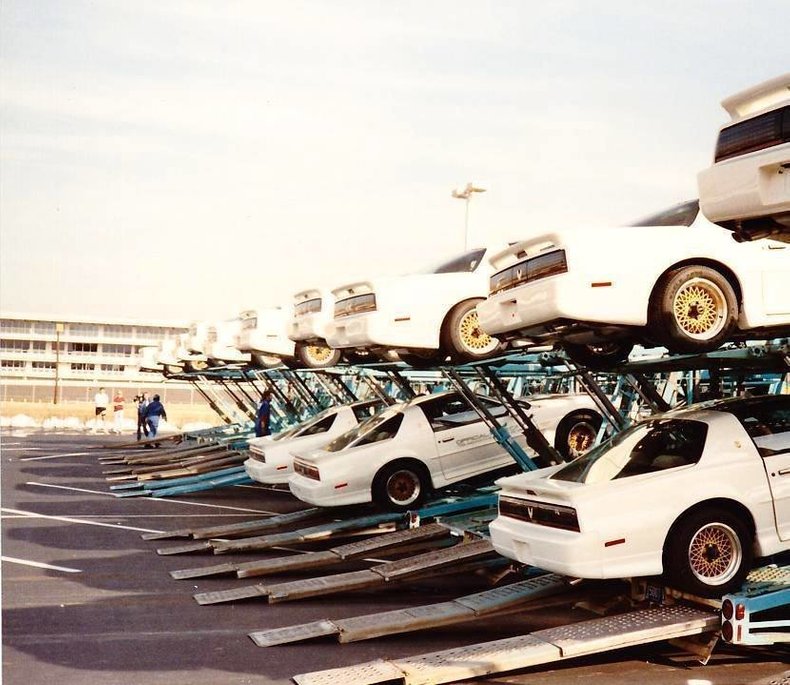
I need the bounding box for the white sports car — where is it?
[698,73,790,243]
[288,390,603,511]
[244,400,385,484]
[477,200,790,368]
[205,318,251,366]
[489,395,790,597]
[236,306,296,369]
[287,288,343,368]
[324,247,501,366]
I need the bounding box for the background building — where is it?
[0,313,200,404]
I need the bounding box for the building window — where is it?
[31,361,56,371]
[70,363,95,373]
[100,364,125,374]
[70,342,99,354]
[31,340,47,351]
[68,323,99,336]
[0,339,30,352]
[1,359,26,369]
[1,320,33,334]
[103,324,134,338]
[32,321,57,334]
[103,343,134,356]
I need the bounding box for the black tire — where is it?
[554,410,603,460]
[441,299,502,363]
[294,342,342,369]
[649,266,738,353]
[562,341,633,369]
[398,350,446,368]
[663,507,753,598]
[372,460,430,511]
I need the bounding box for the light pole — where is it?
[451,182,486,250]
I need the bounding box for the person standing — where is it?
[112,390,125,434]
[255,390,273,437]
[136,392,150,441]
[144,394,167,441]
[92,387,109,434]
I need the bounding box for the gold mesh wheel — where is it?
[386,469,421,506]
[458,309,499,354]
[566,421,597,457]
[672,278,728,341]
[304,345,334,364]
[688,522,742,585]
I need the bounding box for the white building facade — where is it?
[0,313,196,404]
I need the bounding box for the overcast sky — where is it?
[1,1,788,324]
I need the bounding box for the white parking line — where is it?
[1,556,82,573]
[25,482,278,514]
[20,451,92,461]
[1,507,163,534]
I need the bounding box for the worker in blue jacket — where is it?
[255,390,272,437]
[145,394,168,440]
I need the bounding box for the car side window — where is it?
[420,396,477,431]
[738,404,790,456]
[352,402,382,422]
[299,414,337,436]
[354,414,404,446]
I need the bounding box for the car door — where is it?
[753,402,790,541]
[420,395,504,482]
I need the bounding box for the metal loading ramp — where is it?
[193,538,497,605]
[292,604,719,685]
[249,573,570,646]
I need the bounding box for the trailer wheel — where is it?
[554,410,602,460]
[663,507,753,597]
[649,266,737,353]
[372,461,430,511]
[562,341,633,369]
[294,342,342,369]
[442,299,501,363]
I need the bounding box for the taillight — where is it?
[715,105,790,162]
[721,620,733,642]
[722,599,734,620]
[735,603,745,620]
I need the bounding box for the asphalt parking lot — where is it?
[2,431,788,685]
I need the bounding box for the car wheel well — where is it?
[663,498,756,556]
[374,457,433,488]
[649,259,743,312]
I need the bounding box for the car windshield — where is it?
[628,200,699,227]
[419,248,487,274]
[551,418,708,484]
[323,405,403,452]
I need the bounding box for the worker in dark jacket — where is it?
[255,390,272,437]
[145,394,168,440]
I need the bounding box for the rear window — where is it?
[324,407,401,452]
[424,248,487,274]
[298,413,337,436]
[628,200,699,227]
[551,418,707,484]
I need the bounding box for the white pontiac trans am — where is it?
[244,400,385,484]
[205,318,251,366]
[324,247,502,366]
[288,390,603,511]
[287,288,343,368]
[476,200,790,368]
[698,73,790,244]
[236,306,296,369]
[489,394,790,597]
